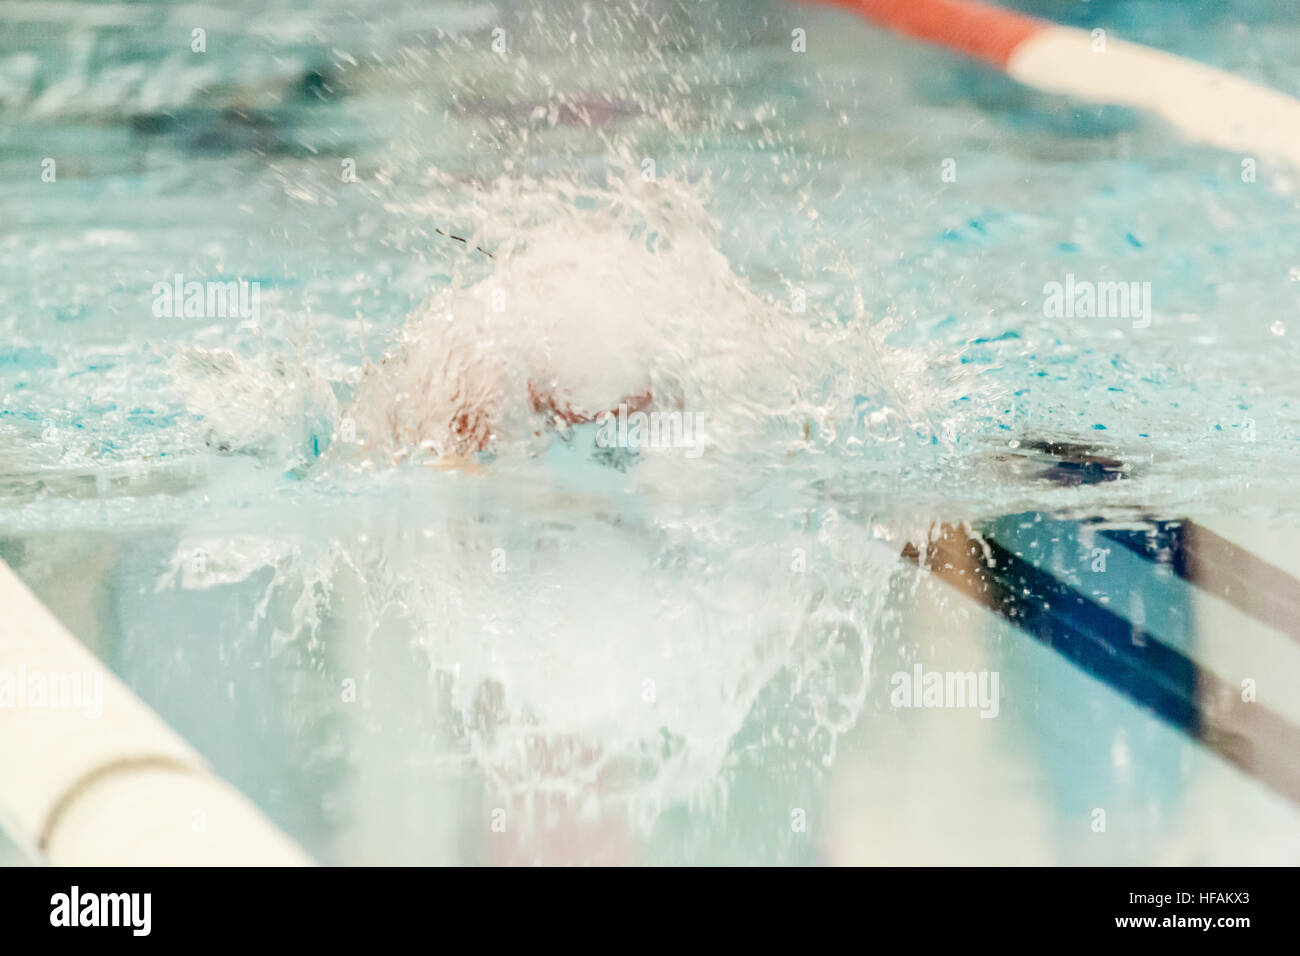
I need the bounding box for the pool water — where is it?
[2,0,1300,864]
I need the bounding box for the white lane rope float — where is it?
[0,560,311,865]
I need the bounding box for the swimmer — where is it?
[338,317,665,473]
[334,229,710,472]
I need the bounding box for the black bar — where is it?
[0,865,1282,941]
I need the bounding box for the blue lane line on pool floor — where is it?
[903,522,1300,807]
[1101,521,1300,647]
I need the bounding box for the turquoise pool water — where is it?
[3,0,1300,864]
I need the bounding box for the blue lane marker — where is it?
[1102,521,1300,646]
[904,521,1300,806]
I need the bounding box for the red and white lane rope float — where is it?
[803,0,1300,170]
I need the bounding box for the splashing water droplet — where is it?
[1270,320,1286,336]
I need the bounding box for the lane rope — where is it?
[804,0,1300,170]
